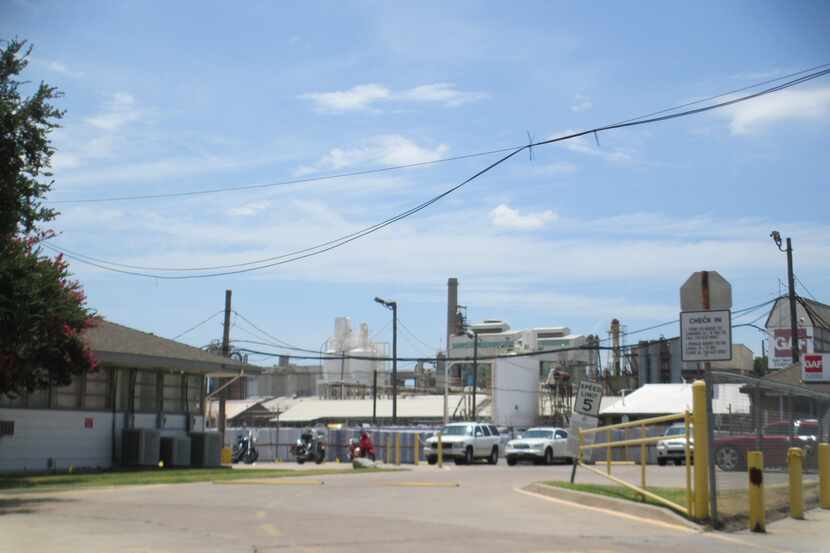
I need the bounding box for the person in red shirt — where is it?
[358,430,375,460]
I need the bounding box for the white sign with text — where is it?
[680,309,732,362]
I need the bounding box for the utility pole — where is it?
[785,238,800,365]
[372,369,377,425]
[219,289,232,442]
[391,302,397,424]
[771,232,800,365]
[374,297,398,424]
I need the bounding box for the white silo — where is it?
[491,356,538,428]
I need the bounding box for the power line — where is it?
[47,147,516,204]
[795,275,818,302]
[170,310,224,340]
[44,66,830,280]
[49,62,830,205]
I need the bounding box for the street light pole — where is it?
[374,297,398,424]
[771,232,801,365]
[472,330,478,421]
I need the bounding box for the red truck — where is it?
[713,419,818,471]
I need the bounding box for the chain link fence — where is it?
[708,371,829,527]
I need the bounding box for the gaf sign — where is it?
[803,354,830,382]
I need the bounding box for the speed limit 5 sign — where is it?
[574,381,603,418]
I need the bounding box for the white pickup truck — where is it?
[423,422,501,465]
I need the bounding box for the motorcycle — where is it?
[348,432,376,461]
[232,430,259,464]
[290,429,326,464]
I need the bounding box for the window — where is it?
[187,375,203,414]
[488,425,500,436]
[481,425,491,437]
[474,426,484,437]
[54,377,81,409]
[83,369,111,410]
[442,425,472,436]
[555,430,568,439]
[162,373,184,412]
[134,370,158,412]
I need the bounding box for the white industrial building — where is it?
[321,317,385,386]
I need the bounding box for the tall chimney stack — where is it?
[446,278,459,354]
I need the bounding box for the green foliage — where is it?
[753,356,768,377]
[0,39,95,397]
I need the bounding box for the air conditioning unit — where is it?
[122,428,160,466]
[189,432,221,467]
[160,436,192,467]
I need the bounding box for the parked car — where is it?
[505,427,570,466]
[656,423,693,466]
[423,422,501,465]
[713,419,818,472]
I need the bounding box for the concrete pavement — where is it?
[1,462,826,553]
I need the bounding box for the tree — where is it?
[0,39,96,397]
[753,356,768,377]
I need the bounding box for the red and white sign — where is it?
[84,417,94,429]
[803,354,830,382]
[770,328,812,369]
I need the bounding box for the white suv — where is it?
[424,422,501,465]
[656,423,693,466]
[505,427,570,466]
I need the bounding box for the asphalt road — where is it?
[1,462,827,553]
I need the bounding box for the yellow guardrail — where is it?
[577,409,697,518]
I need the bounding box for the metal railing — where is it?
[577,411,694,517]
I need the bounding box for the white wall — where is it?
[0,408,115,472]
[0,409,204,472]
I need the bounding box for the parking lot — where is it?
[2,460,828,553]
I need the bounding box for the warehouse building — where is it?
[0,320,259,472]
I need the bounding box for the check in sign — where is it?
[680,309,732,362]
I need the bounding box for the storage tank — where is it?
[491,356,538,428]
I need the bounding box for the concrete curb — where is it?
[524,482,703,531]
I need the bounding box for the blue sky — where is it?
[4,1,830,367]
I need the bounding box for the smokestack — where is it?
[611,319,621,376]
[447,278,458,354]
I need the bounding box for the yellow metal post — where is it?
[684,411,692,517]
[640,425,646,491]
[578,429,584,464]
[437,432,443,468]
[395,433,401,465]
[386,435,392,464]
[692,380,709,520]
[607,429,612,475]
[788,447,804,519]
[414,433,420,466]
[819,443,830,509]
[748,451,765,532]
[220,447,232,465]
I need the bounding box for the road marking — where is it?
[212,479,324,486]
[382,481,460,488]
[701,532,796,553]
[513,487,697,534]
[255,510,266,519]
[259,523,282,537]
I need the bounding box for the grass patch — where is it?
[545,481,688,514]
[0,466,383,493]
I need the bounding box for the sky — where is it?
[3,1,830,369]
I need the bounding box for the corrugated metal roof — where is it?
[276,395,489,423]
[600,383,749,416]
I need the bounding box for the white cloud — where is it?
[530,161,577,176]
[295,134,449,175]
[550,129,632,162]
[86,92,142,130]
[400,83,488,107]
[725,87,830,135]
[489,204,558,230]
[301,83,487,112]
[570,94,592,113]
[228,201,271,217]
[301,84,391,112]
